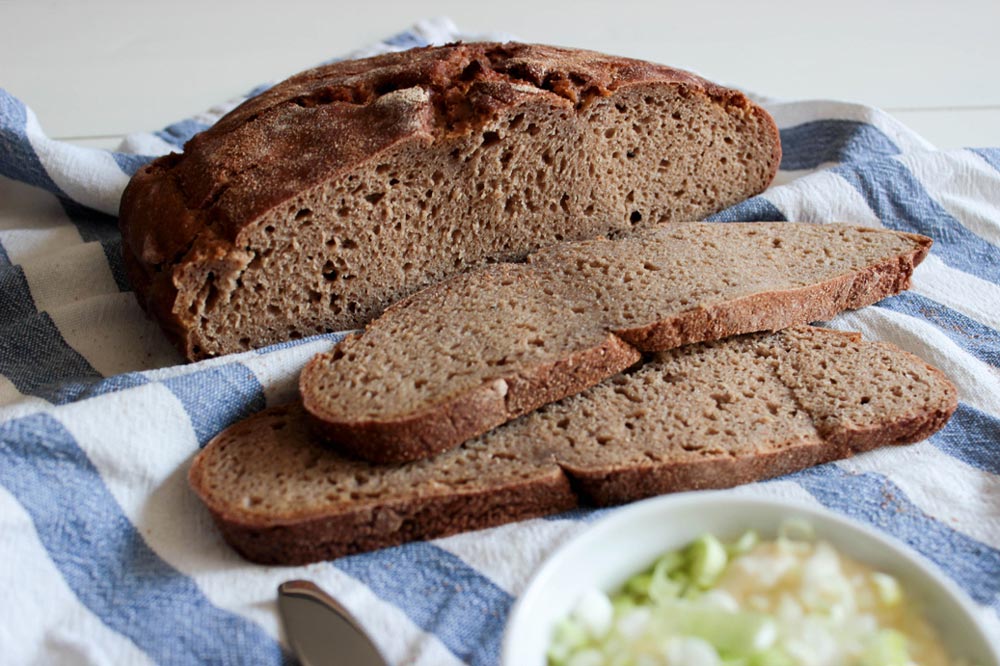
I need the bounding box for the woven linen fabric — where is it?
[1,16,999,665]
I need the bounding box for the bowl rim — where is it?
[501,490,1000,665]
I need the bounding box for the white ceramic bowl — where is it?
[502,491,1000,666]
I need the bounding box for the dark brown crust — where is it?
[190,328,957,565]
[303,228,931,464]
[118,42,781,361]
[202,472,575,566]
[563,395,956,506]
[301,332,642,463]
[615,232,932,350]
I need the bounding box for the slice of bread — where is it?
[190,326,957,565]
[301,222,932,463]
[118,42,781,361]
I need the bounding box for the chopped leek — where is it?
[546,525,971,666]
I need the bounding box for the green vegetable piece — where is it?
[655,603,776,656]
[655,550,686,575]
[610,593,636,616]
[749,647,796,666]
[649,552,686,603]
[728,530,760,557]
[624,572,653,598]
[687,534,729,588]
[547,618,589,665]
[860,629,910,666]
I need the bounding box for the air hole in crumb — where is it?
[626,150,636,159]
[860,396,871,405]
[264,225,275,234]
[630,211,642,224]
[365,192,385,205]
[295,208,311,220]
[388,178,399,186]
[342,239,357,249]
[322,261,338,280]
[481,130,501,148]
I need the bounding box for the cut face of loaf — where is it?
[118,42,781,360]
[190,326,957,565]
[301,222,932,463]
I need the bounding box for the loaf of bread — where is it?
[118,42,781,360]
[190,326,957,565]
[301,222,931,463]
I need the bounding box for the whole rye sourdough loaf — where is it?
[301,222,932,463]
[190,326,957,565]
[118,42,781,360]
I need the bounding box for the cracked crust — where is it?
[301,222,932,464]
[118,42,781,360]
[190,326,957,564]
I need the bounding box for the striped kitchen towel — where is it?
[1,16,999,666]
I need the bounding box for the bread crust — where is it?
[303,224,932,464]
[189,327,957,565]
[615,233,931,349]
[193,463,575,566]
[301,331,641,463]
[118,42,781,360]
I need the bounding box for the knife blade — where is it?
[278,580,390,666]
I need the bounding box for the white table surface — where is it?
[4,0,1000,152]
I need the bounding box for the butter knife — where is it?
[278,580,389,666]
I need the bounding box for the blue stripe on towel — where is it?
[780,119,900,170]
[0,263,37,320]
[336,542,512,666]
[60,199,120,243]
[0,313,103,404]
[98,236,132,293]
[706,196,786,222]
[0,265,101,403]
[876,292,1000,368]
[111,152,155,177]
[155,119,210,148]
[791,464,1000,608]
[933,404,1000,475]
[0,89,67,198]
[253,331,350,355]
[0,413,288,666]
[970,147,1000,173]
[163,364,266,445]
[834,158,1000,285]
[57,200,132,292]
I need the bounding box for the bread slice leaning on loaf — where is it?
[190,326,957,565]
[301,222,932,463]
[118,42,781,361]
